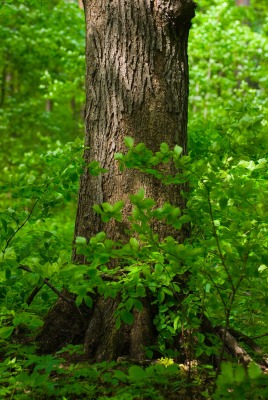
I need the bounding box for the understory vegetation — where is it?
[0,0,268,398]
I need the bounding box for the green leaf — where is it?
[0,326,14,339]
[248,362,261,379]
[88,161,108,176]
[114,152,124,160]
[162,287,173,296]
[133,299,143,311]
[158,290,165,303]
[173,316,180,331]
[113,200,124,212]
[128,365,146,381]
[179,215,191,224]
[5,269,11,279]
[155,264,163,274]
[258,264,267,273]
[234,365,246,384]
[174,145,182,156]
[84,295,93,308]
[120,309,134,325]
[218,362,235,385]
[130,188,145,204]
[160,143,169,153]
[124,137,134,148]
[136,283,146,297]
[129,237,139,250]
[102,203,113,212]
[173,284,180,293]
[1,219,7,232]
[76,236,87,245]
[125,297,134,311]
[205,283,211,293]
[116,316,121,330]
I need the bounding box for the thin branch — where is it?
[19,265,73,304]
[26,284,44,306]
[2,148,82,255]
[206,188,235,292]
[252,332,268,340]
[206,272,227,308]
[2,198,40,255]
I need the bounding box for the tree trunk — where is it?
[37,0,195,361]
[74,0,195,249]
[236,0,250,6]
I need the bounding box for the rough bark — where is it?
[37,0,196,360]
[74,0,195,252]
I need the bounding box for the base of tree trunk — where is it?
[36,295,268,372]
[36,292,89,355]
[36,294,157,362]
[84,296,156,362]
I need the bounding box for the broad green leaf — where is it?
[84,295,93,308]
[124,136,134,148]
[128,365,146,381]
[248,362,261,379]
[0,326,14,339]
[120,309,134,325]
[76,236,87,245]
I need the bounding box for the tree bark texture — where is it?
[74,0,195,253]
[37,0,195,361]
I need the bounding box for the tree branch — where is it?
[19,265,73,304]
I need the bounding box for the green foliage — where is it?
[0,139,83,315]
[0,0,268,399]
[188,0,268,157]
[0,349,195,400]
[212,362,268,399]
[0,0,84,166]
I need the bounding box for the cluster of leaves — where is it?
[0,139,83,317]
[0,0,268,399]
[0,0,84,167]
[0,343,266,399]
[188,0,268,157]
[0,343,210,400]
[69,124,268,358]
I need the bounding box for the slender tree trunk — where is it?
[37,0,195,361]
[236,0,250,6]
[45,99,53,112]
[0,65,7,107]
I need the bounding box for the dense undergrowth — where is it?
[0,0,268,398]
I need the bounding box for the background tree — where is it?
[236,0,250,6]
[0,0,84,168]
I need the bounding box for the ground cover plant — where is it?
[0,0,268,399]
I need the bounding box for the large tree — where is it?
[37,0,196,361]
